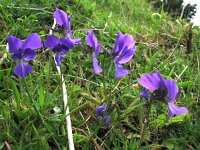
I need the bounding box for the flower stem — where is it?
[138,99,152,149]
[56,65,74,150]
[50,18,74,150]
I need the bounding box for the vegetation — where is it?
[0,0,199,149]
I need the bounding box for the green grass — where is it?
[0,0,200,149]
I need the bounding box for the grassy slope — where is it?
[0,0,199,149]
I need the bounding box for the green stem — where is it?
[19,78,24,103]
[138,99,152,149]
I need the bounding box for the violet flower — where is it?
[7,33,42,78]
[113,32,136,79]
[138,72,188,117]
[53,8,80,45]
[85,30,103,74]
[140,88,150,99]
[44,34,74,66]
[95,105,110,127]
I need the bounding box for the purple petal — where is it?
[92,55,103,74]
[66,16,71,36]
[137,72,166,91]
[55,54,64,66]
[168,102,188,117]
[103,115,111,128]
[60,49,69,55]
[113,32,135,56]
[165,79,179,102]
[59,38,74,49]
[13,50,23,61]
[95,105,106,117]
[14,61,33,78]
[113,32,125,55]
[85,30,98,50]
[22,33,42,50]
[7,35,22,53]
[140,89,150,99]
[116,47,135,64]
[22,48,36,61]
[115,63,129,79]
[95,44,101,57]
[68,37,81,45]
[54,8,69,27]
[44,34,59,48]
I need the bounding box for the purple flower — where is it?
[7,33,42,78]
[85,30,103,74]
[53,8,81,45]
[113,32,136,79]
[44,34,74,66]
[138,72,188,117]
[95,104,106,117]
[95,105,110,127]
[140,89,150,99]
[54,8,71,35]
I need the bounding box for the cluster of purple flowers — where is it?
[7,8,188,128]
[8,8,80,77]
[85,30,136,79]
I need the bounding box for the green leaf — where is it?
[39,85,44,107]
[32,124,39,137]
[178,81,192,87]
[149,50,162,66]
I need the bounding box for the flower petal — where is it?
[60,49,69,55]
[22,48,36,61]
[165,79,179,102]
[7,35,22,53]
[12,50,23,61]
[55,54,64,66]
[85,30,98,50]
[137,72,166,91]
[66,16,72,36]
[113,32,135,56]
[68,37,81,45]
[115,63,129,79]
[95,44,101,57]
[44,34,59,48]
[95,105,106,117]
[92,56,103,74]
[103,115,111,128]
[140,89,150,99]
[14,61,33,78]
[116,47,135,64]
[59,38,74,49]
[54,8,69,27]
[168,102,188,117]
[22,33,42,50]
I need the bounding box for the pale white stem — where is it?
[180,4,186,19]
[50,18,74,150]
[0,43,8,65]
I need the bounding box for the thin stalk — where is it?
[56,65,74,150]
[138,99,152,149]
[50,18,75,150]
